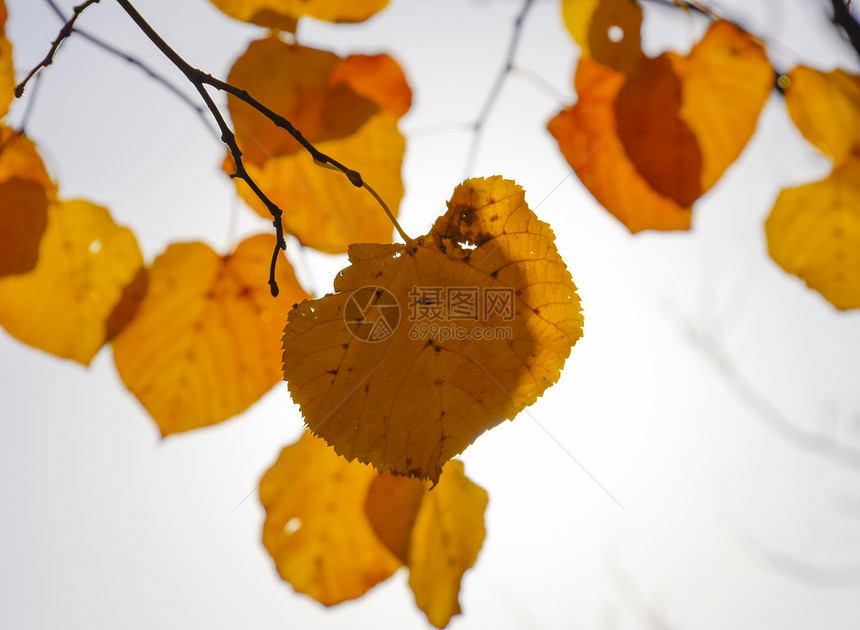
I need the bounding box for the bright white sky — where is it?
[2,0,860,629]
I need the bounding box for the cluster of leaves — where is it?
[550,0,860,310]
[3,0,858,625]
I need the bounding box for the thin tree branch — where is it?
[462,0,535,178]
[680,316,860,472]
[39,0,217,138]
[22,0,413,294]
[15,0,101,97]
[830,0,860,61]
[114,0,412,248]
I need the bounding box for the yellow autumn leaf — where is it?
[0,179,48,277]
[0,0,12,120]
[283,176,583,481]
[112,234,309,435]
[260,431,401,605]
[226,38,406,254]
[0,199,143,365]
[784,65,860,164]
[408,460,487,629]
[0,126,57,199]
[765,158,860,310]
[562,0,643,75]
[363,460,488,628]
[208,0,387,30]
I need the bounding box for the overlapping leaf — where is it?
[765,159,860,310]
[404,460,488,628]
[112,234,309,435]
[562,0,643,74]
[549,21,772,231]
[260,431,401,605]
[0,126,57,198]
[0,199,143,364]
[783,66,860,163]
[225,39,407,254]
[261,431,487,626]
[0,126,57,277]
[208,0,388,30]
[0,179,48,276]
[766,65,860,309]
[283,176,583,481]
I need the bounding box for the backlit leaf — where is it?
[226,39,407,254]
[548,57,691,231]
[765,158,860,310]
[549,21,772,231]
[0,199,143,365]
[784,65,860,164]
[0,179,48,277]
[330,53,412,118]
[112,234,309,435]
[365,472,426,564]
[408,460,487,628]
[615,21,772,206]
[260,431,401,605]
[0,126,57,199]
[283,176,583,481]
[208,0,387,30]
[562,0,643,75]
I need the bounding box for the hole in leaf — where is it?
[284,517,302,534]
[608,25,624,43]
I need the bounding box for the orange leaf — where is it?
[0,199,143,365]
[615,21,772,206]
[330,54,413,118]
[408,460,487,628]
[365,473,426,564]
[208,0,387,29]
[112,234,309,435]
[784,65,860,165]
[0,179,48,277]
[562,0,643,75]
[548,57,691,231]
[282,176,583,481]
[550,21,772,231]
[226,39,407,254]
[615,54,703,207]
[260,431,400,605]
[0,126,57,200]
[765,158,860,310]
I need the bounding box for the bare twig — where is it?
[40,0,216,137]
[22,0,412,294]
[462,0,535,177]
[679,316,860,472]
[15,0,101,97]
[735,520,860,588]
[830,0,860,61]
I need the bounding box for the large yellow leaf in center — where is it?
[283,177,583,481]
